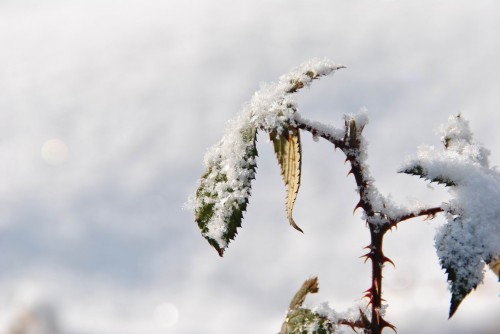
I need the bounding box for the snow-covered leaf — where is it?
[271,126,303,232]
[404,115,500,317]
[191,58,344,256]
[281,308,337,334]
[280,277,338,334]
[399,163,456,186]
[195,126,258,256]
[435,219,485,318]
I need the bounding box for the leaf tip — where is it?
[289,216,304,233]
[448,295,464,319]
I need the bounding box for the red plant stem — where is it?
[390,207,444,228]
[368,225,389,334]
[339,120,391,333]
[296,117,442,333]
[343,158,391,333]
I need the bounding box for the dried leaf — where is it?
[270,127,303,232]
[288,277,319,310]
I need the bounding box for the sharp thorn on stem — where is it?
[383,256,396,268]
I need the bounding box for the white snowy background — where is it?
[0,0,498,333]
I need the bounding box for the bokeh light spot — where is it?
[153,302,179,328]
[41,139,68,165]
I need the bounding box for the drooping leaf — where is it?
[399,163,456,187]
[402,114,499,318]
[270,126,303,232]
[445,263,479,318]
[435,220,484,318]
[195,126,258,256]
[192,58,345,257]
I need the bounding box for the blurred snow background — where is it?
[0,0,498,333]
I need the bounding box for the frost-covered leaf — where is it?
[440,114,491,167]
[404,115,500,316]
[435,219,485,318]
[399,163,456,186]
[271,126,303,232]
[440,114,473,149]
[191,58,344,256]
[194,126,258,256]
[281,277,338,334]
[281,308,337,334]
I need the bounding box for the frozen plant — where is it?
[189,58,499,334]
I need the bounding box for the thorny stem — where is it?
[340,119,392,334]
[389,207,444,228]
[295,116,442,333]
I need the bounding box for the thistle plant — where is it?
[189,58,500,333]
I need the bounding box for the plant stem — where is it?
[339,118,394,333]
[368,224,391,334]
[295,115,442,333]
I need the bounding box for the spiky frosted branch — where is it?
[191,59,499,333]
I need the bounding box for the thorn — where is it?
[362,288,373,302]
[347,169,354,177]
[359,251,373,263]
[353,201,364,213]
[339,320,358,333]
[424,213,437,220]
[360,252,372,263]
[383,256,396,268]
[380,317,397,332]
[359,308,371,328]
[388,223,398,231]
[365,298,374,307]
